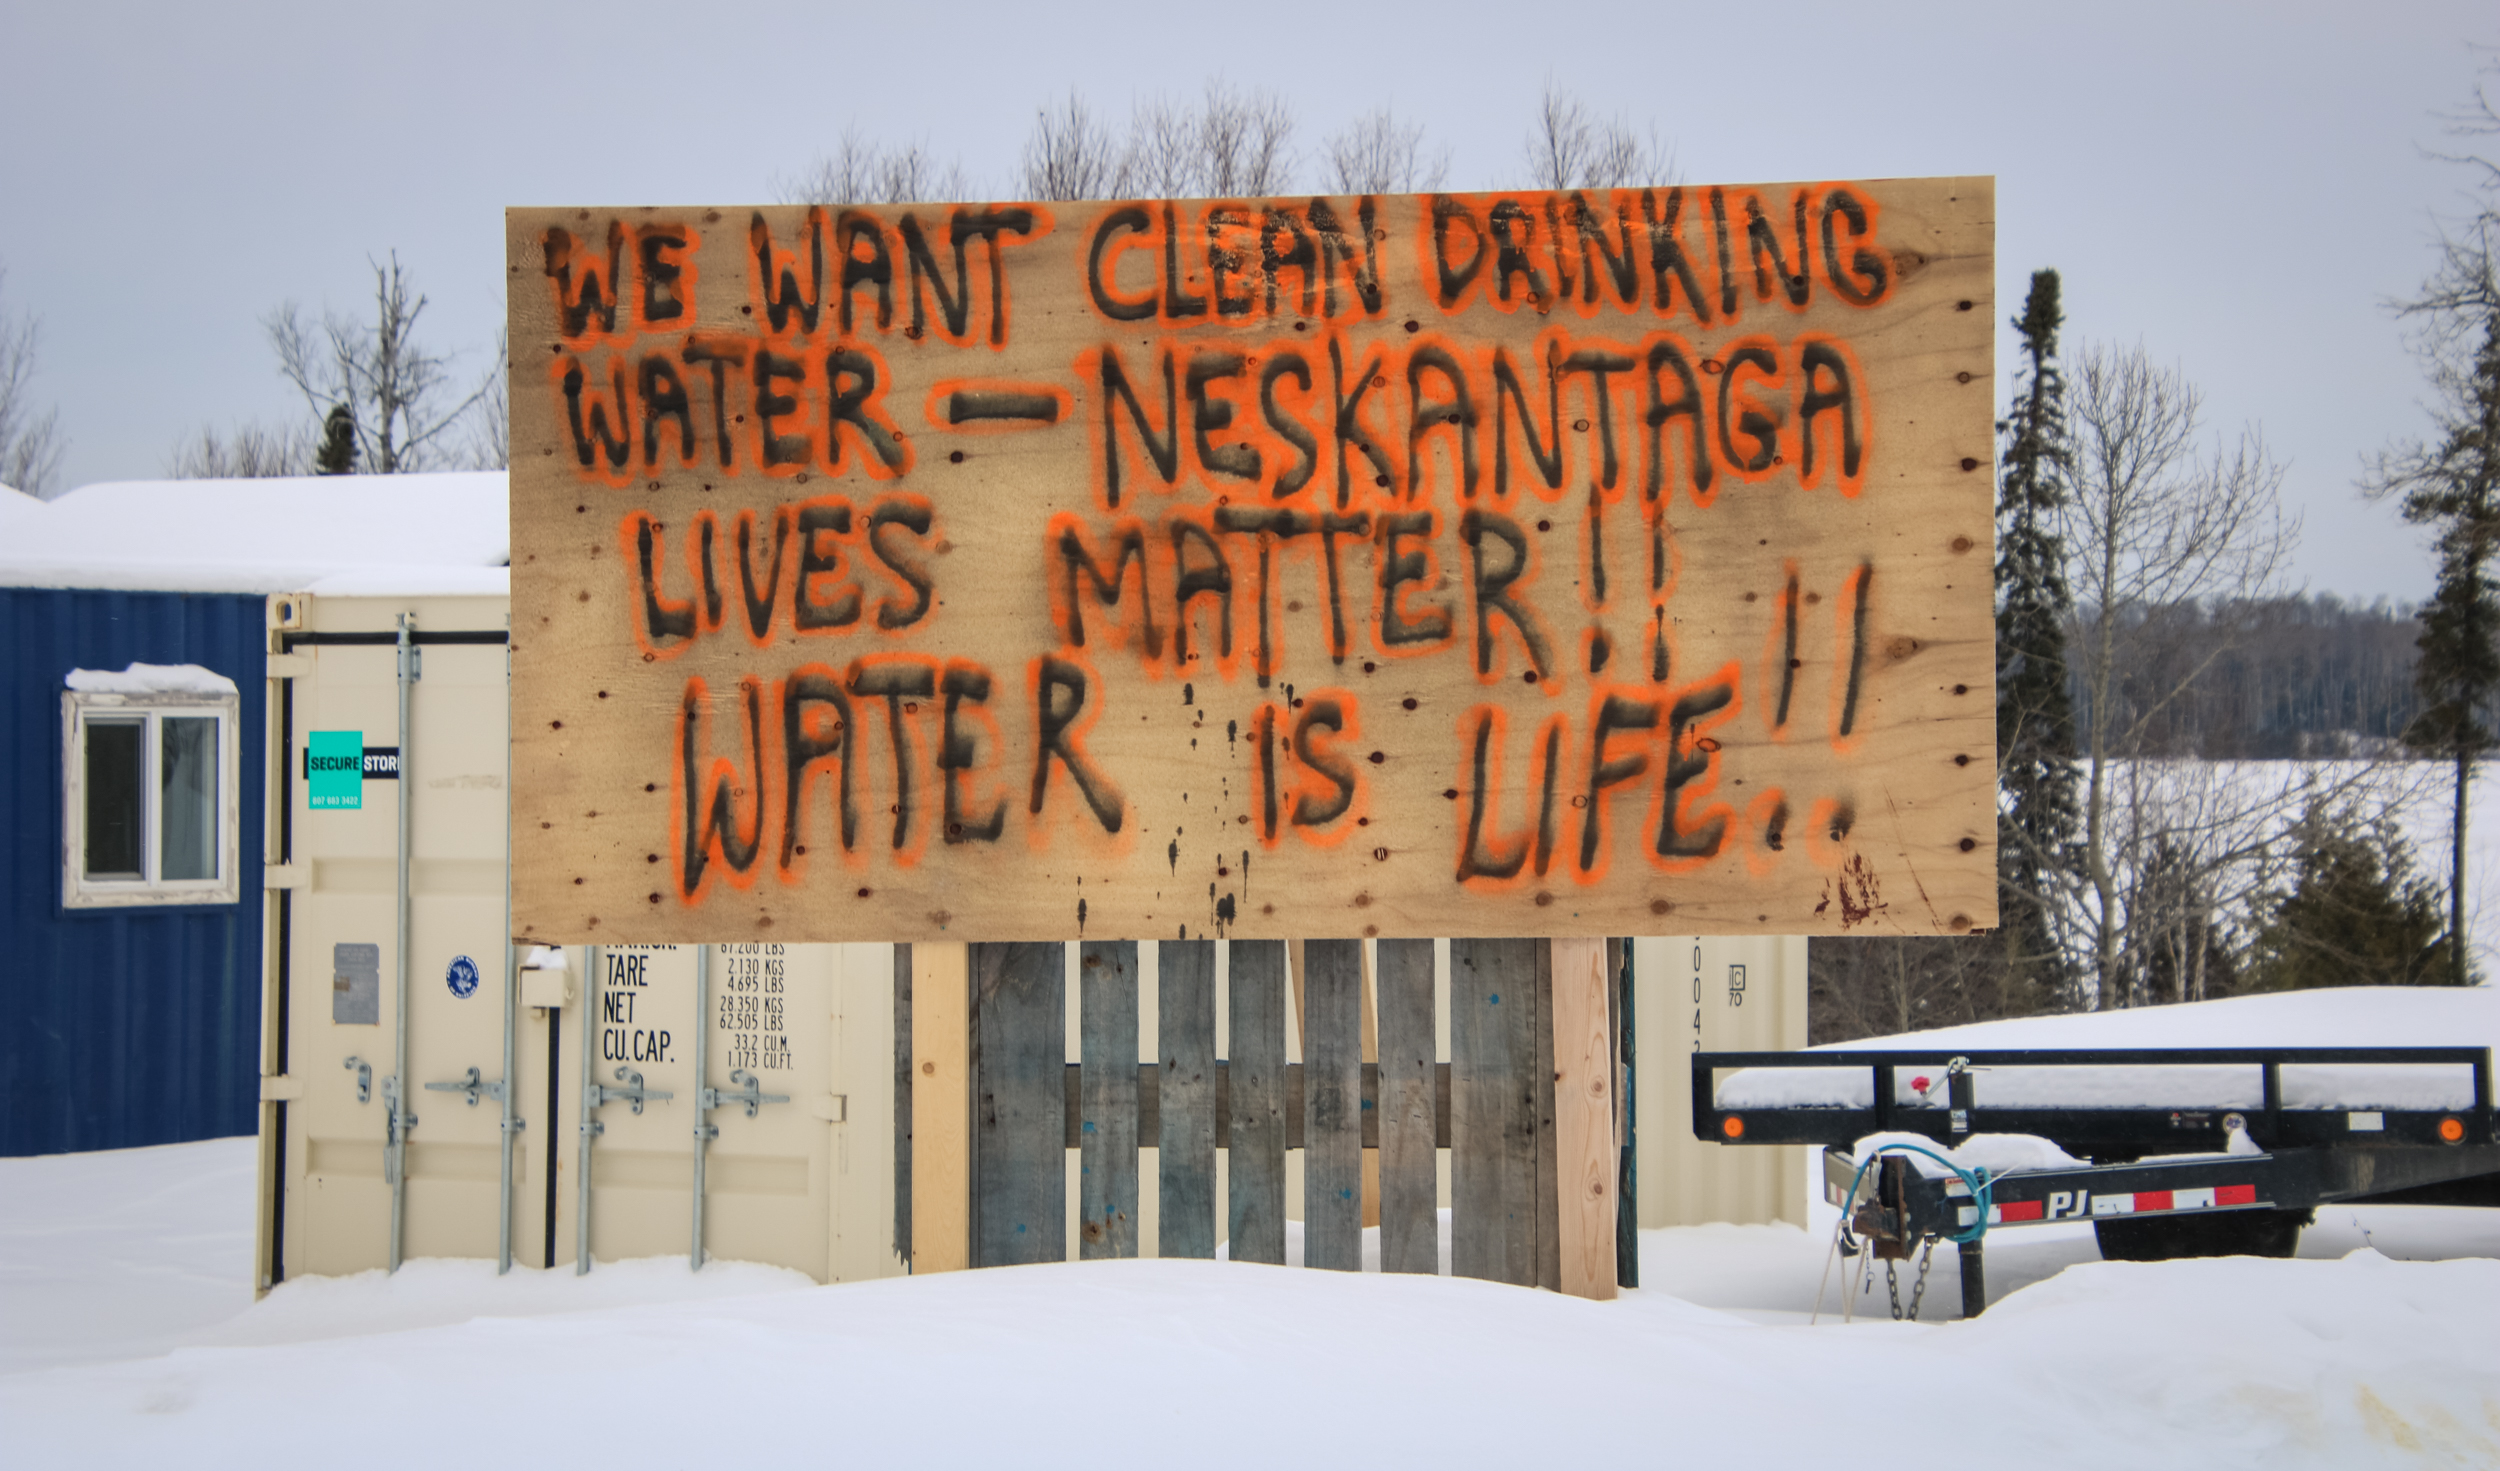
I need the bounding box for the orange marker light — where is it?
[2438,1117,2466,1143]
[1721,1115,1746,1140]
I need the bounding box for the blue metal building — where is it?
[0,474,507,1156]
[0,585,267,1153]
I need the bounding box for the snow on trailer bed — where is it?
[1715,985,2498,1114]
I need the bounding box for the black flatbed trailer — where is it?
[1691,1046,2499,1317]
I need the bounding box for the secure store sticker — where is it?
[307,731,363,809]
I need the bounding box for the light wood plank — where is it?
[908,941,968,1274]
[1551,937,1617,1300]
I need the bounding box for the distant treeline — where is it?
[2073,593,2430,758]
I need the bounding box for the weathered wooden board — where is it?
[1532,938,1560,1294]
[1302,939,1362,1270]
[1610,936,1638,1288]
[1451,938,1545,1285]
[970,941,1063,1267]
[1157,939,1217,1258]
[1078,940,1138,1259]
[507,181,1998,944]
[1375,937,1439,1274]
[1227,940,1287,1265]
[893,942,913,1265]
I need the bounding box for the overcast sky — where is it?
[2,1,2491,603]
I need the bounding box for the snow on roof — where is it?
[0,472,508,594]
[64,663,241,697]
[0,482,41,530]
[1719,984,2500,1113]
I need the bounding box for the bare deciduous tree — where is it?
[1019,83,1298,203]
[466,327,511,472]
[1018,94,1131,202]
[2061,344,2298,1003]
[265,254,496,475]
[1188,81,1295,197]
[165,421,310,478]
[1807,934,2010,1044]
[2428,42,2500,195]
[1122,94,1202,199]
[782,128,972,206]
[1522,81,1673,191]
[1323,109,1448,196]
[0,266,66,497]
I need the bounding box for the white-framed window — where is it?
[61,666,241,909]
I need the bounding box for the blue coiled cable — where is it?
[1840,1141,1995,1246]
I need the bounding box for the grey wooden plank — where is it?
[1611,937,1638,1288]
[1535,938,1560,1294]
[1376,938,1438,1275]
[1064,1063,1167,1145]
[1302,939,1363,1271]
[894,942,912,1268]
[1079,941,1140,1260]
[1450,938,1541,1286]
[1226,939,1287,1266]
[1157,940,1217,1260]
[971,941,1066,1268]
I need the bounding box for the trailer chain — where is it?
[1885,1239,1939,1322]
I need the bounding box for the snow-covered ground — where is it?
[5,1128,2497,1467]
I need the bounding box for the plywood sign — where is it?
[508,179,1997,945]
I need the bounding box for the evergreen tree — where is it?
[1993,269,2082,1010]
[315,401,358,476]
[2375,251,2500,989]
[2248,799,2451,992]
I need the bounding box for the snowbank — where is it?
[5,1137,2496,1468]
[5,1246,2495,1468]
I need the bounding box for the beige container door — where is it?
[825,942,902,1284]
[400,639,515,1262]
[1635,935,1811,1228]
[566,941,901,1283]
[577,944,700,1265]
[282,640,402,1279]
[694,944,828,1275]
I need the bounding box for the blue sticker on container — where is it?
[446,955,480,1000]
